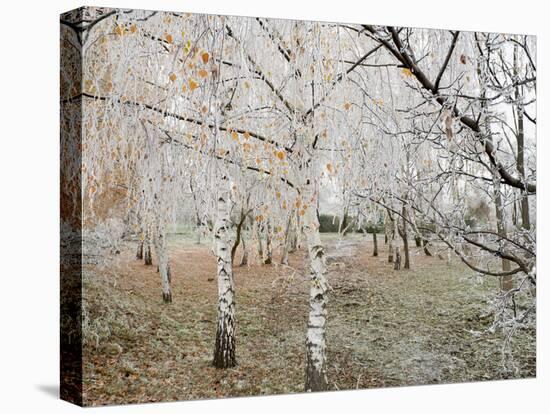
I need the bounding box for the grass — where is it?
[81,234,536,406]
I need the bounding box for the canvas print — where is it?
[60,6,536,406]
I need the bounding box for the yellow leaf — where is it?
[189,79,199,91]
[198,69,208,78]
[201,52,210,64]
[231,131,239,141]
[401,68,413,77]
[276,151,285,160]
[114,25,124,36]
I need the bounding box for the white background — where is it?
[0,0,547,412]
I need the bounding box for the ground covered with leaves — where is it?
[82,234,536,405]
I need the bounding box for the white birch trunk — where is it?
[303,182,329,392]
[213,177,236,368]
[387,218,394,263]
[153,222,172,303]
[281,211,293,265]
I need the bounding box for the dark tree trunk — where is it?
[372,232,378,257]
[414,236,422,247]
[144,243,153,265]
[256,222,264,262]
[402,234,410,269]
[231,213,246,266]
[264,220,272,265]
[162,291,172,303]
[386,214,394,262]
[514,42,530,232]
[136,241,143,260]
[394,247,401,270]
[422,238,432,256]
[495,185,513,291]
[400,205,410,269]
[239,237,248,266]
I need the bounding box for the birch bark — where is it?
[153,220,172,303]
[213,177,237,368]
[303,178,329,391]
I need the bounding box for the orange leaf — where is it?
[231,131,239,141]
[276,151,285,160]
[165,33,173,44]
[326,163,333,173]
[198,69,208,78]
[169,73,177,82]
[344,102,351,110]
[201,52,210,64]
[114,25,124,36]
[189,79,199,91]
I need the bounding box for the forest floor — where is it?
[81,234,536,406]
